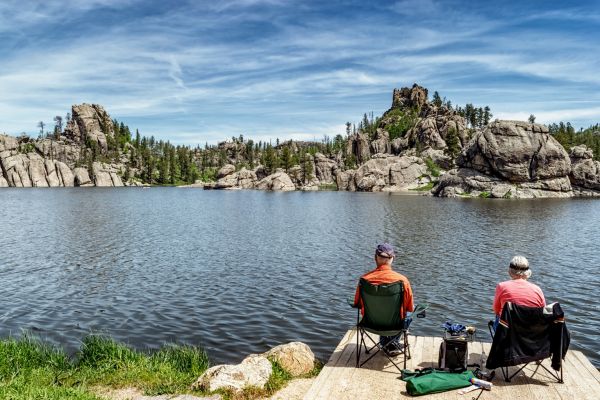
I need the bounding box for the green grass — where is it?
[0,334,209,400]
[478,191,491,198]
[318,183,338,191]
[409,182,435,192]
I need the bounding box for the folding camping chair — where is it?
[351,278,426,372]
[486,302,569,383]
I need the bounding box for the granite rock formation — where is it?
[263,342,315,377]
[433,120,576,198]
[192,354,272,393]
[0,104,128,188]
[569,145,600,193]
[64,104,114,152]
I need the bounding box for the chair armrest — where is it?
[347,298,359,308]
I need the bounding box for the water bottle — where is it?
[470,377,493,390]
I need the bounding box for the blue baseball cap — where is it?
[375,243,395,258]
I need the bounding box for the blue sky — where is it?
[1,0,600,145]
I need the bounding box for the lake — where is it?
[0,188,598,367]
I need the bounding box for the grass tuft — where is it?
[0,334,209,399]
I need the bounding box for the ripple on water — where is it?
[0,189,599,367]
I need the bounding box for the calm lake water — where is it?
[0,188,598,367]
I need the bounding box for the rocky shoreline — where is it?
[2,84,600,198]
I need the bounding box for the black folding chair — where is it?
[486,302,568,383]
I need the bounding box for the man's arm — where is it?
[353,284,361,308]
[404,279,414,313]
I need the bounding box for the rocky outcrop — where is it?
[370,129,390,154]
[346,132,370,164]
[433,121,576,198]
[217,164,236,179]
[460,120,570,182]
[92,162,124,187]
[0,149,77,188]
[34,139,82,167]
[408,108,468,151]
[335,169,356,191]
[392,83,428,110]
[433,168,572,199]
[569,145,600,192]
[64,104,114,152]
[263,342,315,377]
[256,171,295,191]
[352,154,429,192]
[192,354,272,393]
[73,168,94,187]
[215,167,257,189]
[313,153,338,184]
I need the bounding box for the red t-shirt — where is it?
[493,279,545,315]
[354,264,414,319]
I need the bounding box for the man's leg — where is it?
[380,335,402,356]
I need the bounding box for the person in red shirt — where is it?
[492,255,546,332]
[354,243,414,356]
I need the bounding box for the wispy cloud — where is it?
[0,1,599,143]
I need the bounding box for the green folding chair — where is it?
[351,278,422,372]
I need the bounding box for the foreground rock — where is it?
[263,342,315,377]
[192,355,272,392]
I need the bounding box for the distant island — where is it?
[1,84,599,198]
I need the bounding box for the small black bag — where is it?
[438,337,468,371]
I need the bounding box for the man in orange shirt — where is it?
[354,243,414,355]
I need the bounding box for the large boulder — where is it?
[215,167,257,189]
[263,342,315,377]
[192,354,272,393]
[569,145,600,191]
[388,156,428,189]
[353,154,427,192]
[64,104,114,152]
[460,120,570,182]
[256,171,295,191]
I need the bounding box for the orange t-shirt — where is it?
[353,264,414,319]
[493,279,545,315]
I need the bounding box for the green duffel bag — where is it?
[401,368,474,396]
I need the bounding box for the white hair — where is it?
[508,255,532,279]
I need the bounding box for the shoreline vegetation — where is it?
[0,333,320,400]
[1,83,600,197]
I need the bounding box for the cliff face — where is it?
[0,104,126,187]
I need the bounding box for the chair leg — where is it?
[356,327,360,368]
